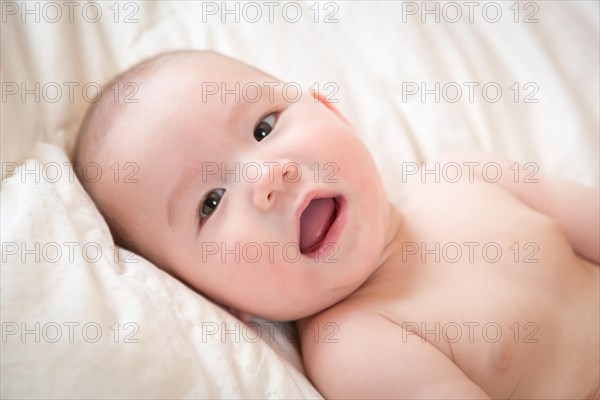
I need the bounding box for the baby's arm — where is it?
[301,311,491,399]
[439,152,599,264]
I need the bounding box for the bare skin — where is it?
[299,160,599,399]
[78,52,599,399]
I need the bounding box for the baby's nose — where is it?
[251,161,298,212]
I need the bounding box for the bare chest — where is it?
[348,182,600,398]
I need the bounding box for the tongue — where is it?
[299,198,336,254]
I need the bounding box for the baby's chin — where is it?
[256,308,326,322]
[234,293,340,322]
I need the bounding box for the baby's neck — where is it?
[376,202,404,271]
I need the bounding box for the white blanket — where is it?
[2,1,598,398]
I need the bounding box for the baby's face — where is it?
[98,54,391,320]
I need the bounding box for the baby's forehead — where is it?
[113,56,280,144]
[126,57,277,124]
[149,53,274,88]
[104,52,284,156]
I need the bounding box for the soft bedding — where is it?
[2,1,598,398]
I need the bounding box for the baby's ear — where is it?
[311,90,350,124]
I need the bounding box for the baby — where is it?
[74,50,599,399]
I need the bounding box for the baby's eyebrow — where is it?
[166,167,201,228]
[220,83,277,126]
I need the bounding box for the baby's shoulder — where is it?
[297,305,393,394]
[296,297,490,398]
[297,298,382,358]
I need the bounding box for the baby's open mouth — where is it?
[299,197,340,254]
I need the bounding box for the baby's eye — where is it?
[253,113,277,142]
[200,188,225,219]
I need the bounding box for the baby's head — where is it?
[75,50,392,320]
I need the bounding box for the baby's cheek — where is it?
[340,145,379,184]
